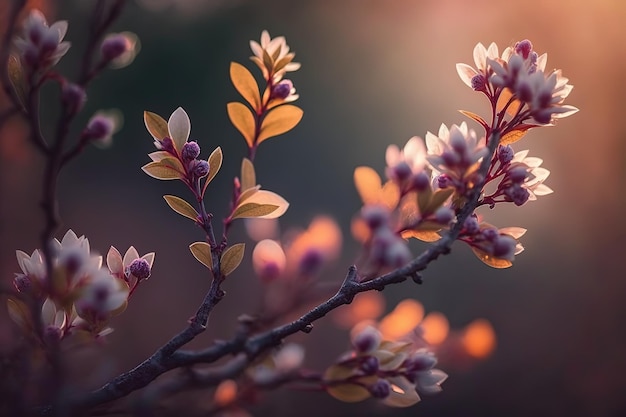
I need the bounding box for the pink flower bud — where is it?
[181,141,201,162]
[13,274,32,293]
[85,114,115,143]
[62,83,87,114]
[497,145,514,165]
[271,80,293,100]
[493,235,516,260]
[127,258,151,280]
[192,160,210,178]
[514,39,533,59]
[369,379,391,398]
[352,326,381,353]
[101,34,130,62]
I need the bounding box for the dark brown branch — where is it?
[36,131,502,415]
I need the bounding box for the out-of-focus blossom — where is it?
[285,216,342,276]
[456,42,501,91]
[75,269,128,324]
[252,239,286,282]
[14,9,70,71]
[385,136,428,190]
[250,30,300,82]
[101,32,140,68]
[84,110,122,147]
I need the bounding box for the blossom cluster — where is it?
[8,230,154,341]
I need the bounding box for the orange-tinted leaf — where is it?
[7,298,32,331]
[142,161,182,180]
[401,230,441,242]
[240,190,288,219]
[381,181,401,209]
[497,88,522,116]
[471,247,513,268]
[326,383,372,403]
[202,147,223,197]
[189,242,213,270]
[257,105,303,144]
[163,195,199,221]
[8,55,27,109]
[500,124,535,145]
[221,243,245,276]
[232,203,278,220]
[459,110,488,130]
[144,111,169,140]
[241,158,256,191]
[230,62,261,112]
[227,102,256,147]
[354,166,382,205]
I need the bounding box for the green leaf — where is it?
[227,102,256,148]
[202,146,223,197]
[189,242,213,270]
[230,62,261,111]
[232,203,278,220]
[257,105,303,144]
[220,243,245,276]
[144,111,169,140]
[163,195,199,221]
[241,157,256,191]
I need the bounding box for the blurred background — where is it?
[1,0,626,416]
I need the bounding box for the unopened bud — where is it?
[85,114,115,142]
[271,80,293,100]
[411,171,430,192]
[101,34,130,62]
[299,248,324,276]
[192,160,210,178]
[127,258,151,280]
[391,161,412,182]
[497,145,514,165]
[482,228,498,242]
[514,39,533,59]
[508,166,528,183]
[369,379,391,399]
[463,216,480,235]
[405,351,437,373]
[62,83,86,114]
[14,274,32,293]
[471,74,487,91]
[504,184,530,206]
[436,174,453,189]
[361,205,389,230]
[360,356,379,374]
[352,326,381,354]
[181,141,201,162]
[493,235,516,260]
[434,207,454,225]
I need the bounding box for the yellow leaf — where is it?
[220,243,245,276]
[189,242,213,270]
[7,298,32,331]
[202,147,223,197]
[326,383,372,403]
[471,247,512,269]
[257,105,303,144]
[354,166,382,205]
[401,230,441,242]
[8,55,27,109]
[163,195,199,222]
[230,62,261,112]
[142,161,182,180]
[497,88,522,116]
[144,111,169,140]
[500,124,536,145]
[240,190,289,219]
[324,365,374,403]
[241,158,256,192]
[459,109,488,130]
[227,102,256,147]
[232,203,278,220]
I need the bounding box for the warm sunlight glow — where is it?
[334,291,385,328]
[462,319,496,358]
[420,312,449,345]
[214,379,237,406]
[379,299,424,340]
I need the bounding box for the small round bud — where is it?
[352,326,381,354]
[181,141,201,162]
[369,379,391,399]
[482,228,498,242]
[299,248,324,276]
[101,34,130,62]
[192,160,210,178]
[411,171,430,192]
[504,184,530,206]
[471,74,487,91]
[514,39,533,59]
[441,150,460,167]
[271,80,293,100]
[532,109,553,125]
[434,207,454,225]
[360,356,379,374]
[44,326,63,344]
[62,83,87,114]
[361,206,389,230]
[463,216,480,235]
[14,274,32,293]
[497,145,514,165]
[493,235,516,260]
[390,161,412,183]
[85,114,115,143]
[127,258,151,280]
[385,239,412,267]
[405,351,437,373]
[516,79,533,103]
[508,166,528,183]
[436,174,452,189]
